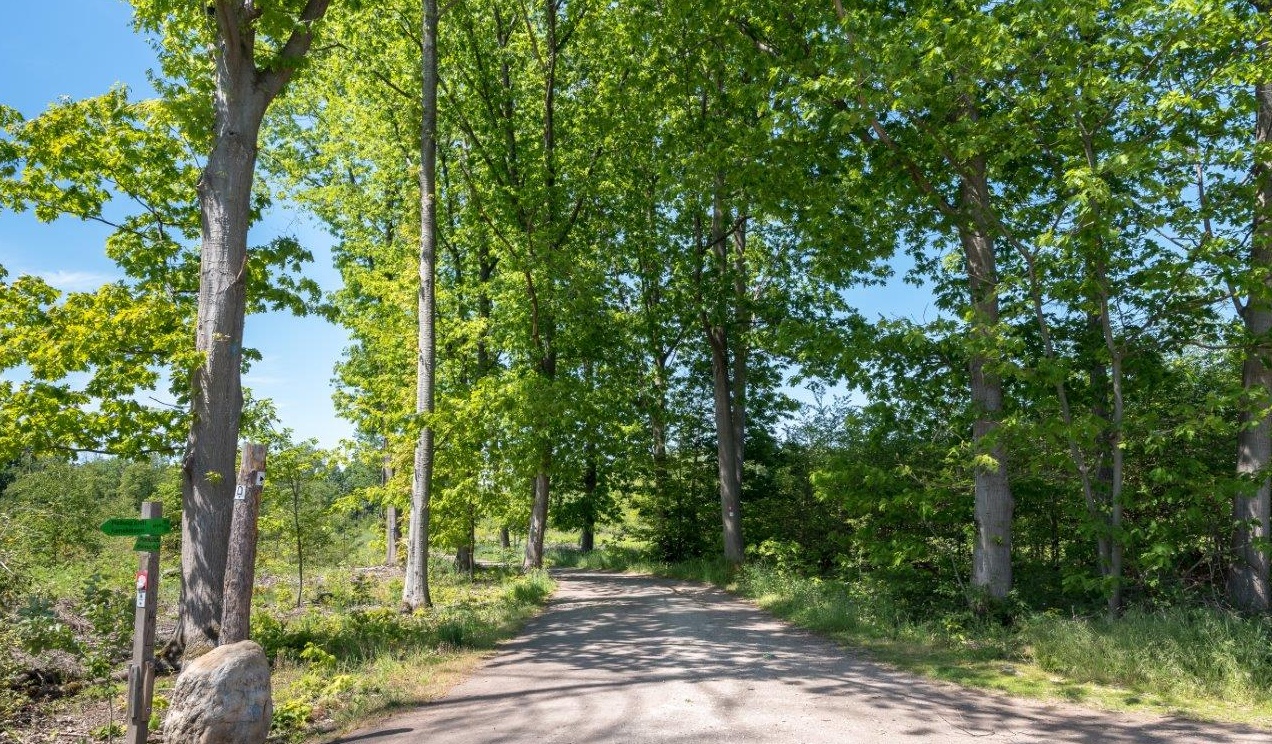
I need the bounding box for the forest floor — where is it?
[329,569,1270,744]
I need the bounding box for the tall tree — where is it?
[134,0,335,653]
[1232,0,1272,613]
[404,0,440,611]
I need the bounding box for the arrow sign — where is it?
[133,535,161,553]
[101,518,173,537]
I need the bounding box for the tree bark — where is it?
[521,0,563,571]
[1094,272,1126,617]
[1087,315,1115,577]
[959,166,1013,601]
[384,457,398,566]
[220,442,267,645]
[456,500,476,576]
[708,327,745,565]
[180,103,259,655]
[292,480,305,609]
[455,545,475,574]
[176,0,332,658]
[404,0,440,612]
[524,469,550,569]
[1231,29,1272,610]
[700,173,746,566]
[581,445,597,553]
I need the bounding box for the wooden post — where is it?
[385,456,398,565]
[221,442,267,645]
[125,501,161,744]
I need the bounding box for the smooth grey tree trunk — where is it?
[1231,39,1272,611]
[708,327,745,565]
[581,444,598,553]
[385,457,399,566]
[525,470,550,569]
[959,167,1013,601]
[178,0,331,655]
[386,506,399,565]
[292,481,306,609]
[522,0,564,571]
[404,0,440,612]
[699,173,746,566]
[1094,272,1126,617]
[181,101,259,656]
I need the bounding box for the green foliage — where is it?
[0,459,130,568]
[13,595,77,656]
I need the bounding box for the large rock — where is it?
[164,640,272,744]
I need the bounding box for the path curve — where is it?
[333,570,1267,743]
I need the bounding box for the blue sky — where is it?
[0,2,938,453]
[0,1,354,449]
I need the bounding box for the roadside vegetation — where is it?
[549,545,1272,727]
[0,456,554,744]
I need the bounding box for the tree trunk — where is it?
[959,166,1013,601]
[1231,5,1272,611]
[384,458,399,566]
[1094,271,1126,617]
[522,339,555,571]
[179,86,264,656]
[456,500,476,576]
[220,442,267,645]
[455,545,475,574]
[581,448,597,553]
[1088,316,1115,577]
[1232,66,1272,612]
[701,175,745,566]
[708,326,745,565]
[293,481,305,609]
[499,525,510,549]
[175,0,332,659]
[404,0,440,612]
[521,0,562,572]
[524,469,550,569]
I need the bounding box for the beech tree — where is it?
[403,0,440,611]
[130,0,335,653]
[1232,0,1272,612]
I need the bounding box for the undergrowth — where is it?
[264,566,554,742]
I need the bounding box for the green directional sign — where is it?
[133,535,162,552]
[100,518,173,537]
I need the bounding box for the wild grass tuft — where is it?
[1023,608,1272,706]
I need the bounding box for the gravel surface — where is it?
[332,570,1269,743]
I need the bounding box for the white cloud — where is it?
[36,269,121,292]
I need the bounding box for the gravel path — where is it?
[332,570,1269,743]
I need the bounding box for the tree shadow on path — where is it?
[332,570,1268,743]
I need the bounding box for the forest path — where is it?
[331,570,1266,743]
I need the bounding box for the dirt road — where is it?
[332,570,1267,743]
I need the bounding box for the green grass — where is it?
[263,566,555,742]
[552,546,1272,728]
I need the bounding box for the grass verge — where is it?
[547,547,1272,728]
[254,566,554,742]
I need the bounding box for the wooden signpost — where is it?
[100,502,168,744]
